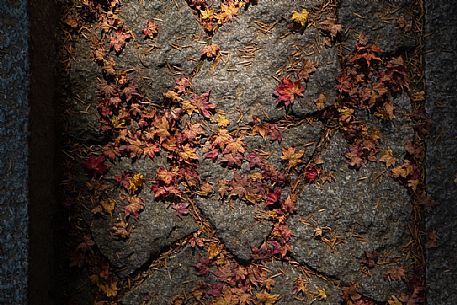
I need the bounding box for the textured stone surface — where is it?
[265,261,342,305]
[0,1,29,303]
[192,1,339,124]
[119,0,206,101]
[121,246,206,305]
[92,158,198,276]
[338,0,416,54]
[425,0,457,304]
[289,133,410,301]
[51,0,430,303]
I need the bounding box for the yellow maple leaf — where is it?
[128,173,144,193]
[391,160,414,178]
[317,288,327,300]
[178,144,198,160]
[200,8,214,20]
[291,9,309,27]
[181,100,198,116]
[217,113,230,128]
[255,291,281,305]
[163,90,183,102]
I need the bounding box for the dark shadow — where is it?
[28,0,58,304]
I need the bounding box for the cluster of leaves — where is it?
[188,241,280,305]
[186,0,249,34]
[333,33,410,168]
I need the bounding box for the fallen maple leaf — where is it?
[266,188,281,206]
[100,199,116,216]
[143,20,158,39]
[391,160,414,178]
[281,146,305,169]
[379,149,396,167]
[112,217,130,239]
[84,155,110,176]
[124,196,144,220]
[281,194,297,214]
[291,9,309,27]
[314,93,326,110]
[318,17,342,39]
[109,29,132,54]
[255,291,281,305]
[201,44,220,60]
[171,202,190,218]
[426,230,439,248]
[190,91,216,118]
[273,77,304,107]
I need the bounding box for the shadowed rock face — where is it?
[56,0,421,303]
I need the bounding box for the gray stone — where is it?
[121,246,206,305]
[245,121,323,170]
[338,0,416,54]
[196,193,272,263]
[289,133,410,301]
[92,158,198,276]
[119,0,206,101]
[265,261,342,305]
[60,36,101,142]
[192,0,339,125]
[425,0,457,304]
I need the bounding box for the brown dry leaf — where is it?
[407,179,420,191]
[163,90,183,102]
[198,181,213,197]
[100,199,116,216]
[112,217,130,239]
[384,266,406,281]
[298,59,317,81]
[391,160,414,178]
[314,93,326,110]
[379,149,396,167]
[319,17,342,39]
[411,91,425,102]
[388,295,403,305]
[208,242,223,259]
[384,100,395,119]
[426,230,439,248]
[255,291,281,305]
[281,146,305,169]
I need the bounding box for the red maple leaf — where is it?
[273,77,304,107]
[110,30,132,54]
[190,91,216,118]
[170,202,190,218]
[193,256,213,276]
[143,20,158,39]
[266,188,281,206]
[304,164,319,183]
[84,155,110,176]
